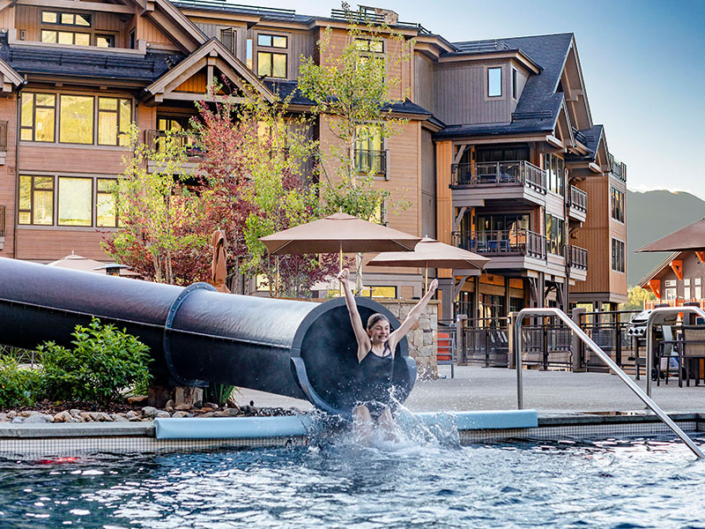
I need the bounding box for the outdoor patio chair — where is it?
[680,326,705,387]
[437,331,456,379]
[654,325,678,385]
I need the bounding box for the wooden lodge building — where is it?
[0,0,627,320]
[639,251,705,310]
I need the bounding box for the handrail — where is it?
[645,307,705,398]
[514,308,704,459]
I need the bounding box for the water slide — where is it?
[0,258,416,416]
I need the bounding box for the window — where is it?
[42,11,92,27]
[354,38,384,54]
[359,286,396,298]
[355,125,384,175]
[665,288,677,301]
[19,175,119,228]
[256,34,287,78]
[96,179,118,227]
[544,153,565,195]
[545,214,565,255]
[611,238,625,273]
[21,92,132,146]
[98,98,131,146]
[512,68,518,99]
[18,176,53,225]
[611,186,625,222]
[20,93,56,142]
[157,115,196,154]
[246,38,253,69]
[95,34,115,48]
[41,30,91,46]
[60,95,94,144]
[475,146,529,163]
[487,67,502,97]
[220,28,236,54]
[58,177,92,226]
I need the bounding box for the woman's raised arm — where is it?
[338,269,370,359]
[388,279,438,353]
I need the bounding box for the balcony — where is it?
[355,149,388,179]
[568,244,588,281]
[568,185,587,222]
[450,161,547,208]
[146,130,203,161]
[453,228,548,272]
[609,154,627,183]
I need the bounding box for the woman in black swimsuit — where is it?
[337,268,438,442]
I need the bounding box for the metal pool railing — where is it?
[513,307,705,460]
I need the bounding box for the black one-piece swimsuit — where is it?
[358,343,394,419]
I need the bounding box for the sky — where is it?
[235,0,705,200]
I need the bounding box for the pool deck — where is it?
[237,365,705,415]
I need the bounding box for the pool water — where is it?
[0,429,704,529]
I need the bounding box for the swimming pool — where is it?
[1,433,703,528]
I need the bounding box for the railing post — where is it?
[508,312,517,370]
[542,319,549,370]
[572,307,586,372]
[455,314,466,364]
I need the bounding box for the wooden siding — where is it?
[15,5,38,41]
[434,61,511,125]
[242,27,314,81]
[19,146,127,174]
[421,128,436,239]
[15,6,126,46]
[137,16,174,47]
[175,69,207,92]
[16,228,113,261]
[414,53,435,113]
[0,5,15,32]
[0,95,18,258]
[194,21,247,60]
[510,63,529,113]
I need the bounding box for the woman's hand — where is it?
[428,279,439,294]
[337,268,349,282]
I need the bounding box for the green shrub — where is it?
[38,318,152,407]
[204,383,237,407]
[0,356,43,409]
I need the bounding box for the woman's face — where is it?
[367,319,390,344]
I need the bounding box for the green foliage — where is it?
[204,383,237,407]
[37,318,152,407]
[621,285,657,311]
[0,356,43,409]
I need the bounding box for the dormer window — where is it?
[39,10,115,48]
[256,33,288,79]
[42,11,92,27]
[487,67,502,97]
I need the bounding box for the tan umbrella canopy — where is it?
[47,253,139,277]
[637,218,705,254]
[259,212,421,257]
[369,237,490,289]
[209,229,230,294]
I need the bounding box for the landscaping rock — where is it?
[53,411,80,423]
[165,399,175,411]
[0,413,7,422]
[111,414,129,422]
[214,408,240,417]
[7,411,16,419]
[126,411,141,421]
[155,411,170,418]
[80,412,94,422]
[175,403,192,411]
[204,402,219,410]
[128,395,149,405]
[142,406,159,418]
[12,417,24,424]
[172,411,193,418]
[23,414,50,424]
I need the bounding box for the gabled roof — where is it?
[0,54,23,93]
[144,38,275,103]
[638,252,682,288]
[435,33,574,140]
[566,125,605,163]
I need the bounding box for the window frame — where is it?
[611,237,625,273]
[18,173,120,229]
[20,91,133,148]
[610,185,625,223]
[512,67,518,100]
[255,32,289,79]
[220,27,237,54]
[487,66,503,98]
[41,10,92,28]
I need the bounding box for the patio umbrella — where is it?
[259,212,421,269]
[369,237,490,290]
[209,229,230,293]
[48,253,139,277]
[637,218,705,254]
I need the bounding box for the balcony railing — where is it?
[569,185,587,213]
[451,160,547,194]
[146,130,203,160]
[453,228,547,260]
[568,245,588,270]
[355,149,387,178]
[0,121,7,151]
[609,153,627,183]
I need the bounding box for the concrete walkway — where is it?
[238,365,705,414]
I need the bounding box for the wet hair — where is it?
[366,313,390,330]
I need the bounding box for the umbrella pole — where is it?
[339,241,343,296]
[424,266,428,295]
